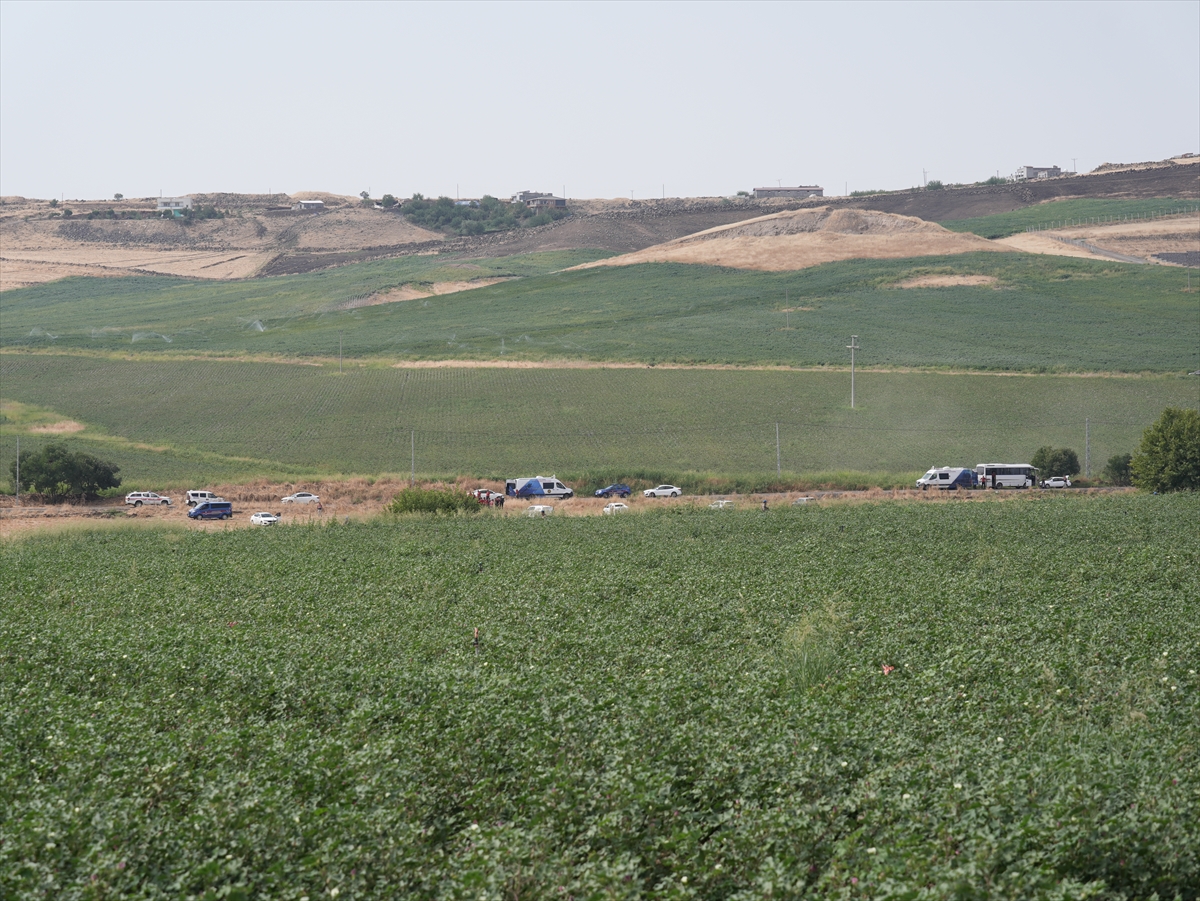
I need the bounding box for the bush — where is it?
[981,176,1008,186]
[1102,452,1133,486]
[1131,407,1200,492]
[386,486,479,515]
[925,180,945,191]
[10,442,121,500]
[1031,446,1081,478]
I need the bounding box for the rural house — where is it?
[1014,165,1062,180]
[156,196,193,217]
[292,199,325,211]
[753,185,824,199]
[512,190,567,208]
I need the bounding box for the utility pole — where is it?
[1085,418,1090,478]
[922,169,928,188]
[847,335,860,408]
[776,422,781,476]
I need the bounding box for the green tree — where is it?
[380,194,397,208]
[61,208,73,218]
[925,179,944,191]
[49,198,58,208]
[1101,453,1133,486]
[1031,446,1080,478]
[1131,407,1200,492]
[10,442,121,500]
[360,190,372,207]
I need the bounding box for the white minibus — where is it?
[975,463,1037,489]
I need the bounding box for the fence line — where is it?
[1024,205,1200,233]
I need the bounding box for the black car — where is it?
[594,483,632,498]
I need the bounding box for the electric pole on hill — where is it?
[847,335,860,409]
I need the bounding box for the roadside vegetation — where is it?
[2,495,1196,898]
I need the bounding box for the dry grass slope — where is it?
[574,207,1011,272]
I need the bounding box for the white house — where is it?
[1014,166,1062,180]
[156,196,193,215]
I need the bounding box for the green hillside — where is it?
[4,252,1197,372]
[3,354,1193,487]
[940,197,1198,239]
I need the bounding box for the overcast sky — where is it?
[2,0,1197,201]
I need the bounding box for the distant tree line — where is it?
[10,442,121,501]
[394,194,568,236]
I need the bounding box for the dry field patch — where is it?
[574,207,1010,272]
[894,274,999,289]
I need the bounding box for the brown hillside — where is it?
[573,208,1009,272]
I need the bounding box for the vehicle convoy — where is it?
[916,467,980,490]
[644,485,681,498]
[125,491,171,507]
[188,501,233,520]
[505,477,573,499]
[975,463,1037,489]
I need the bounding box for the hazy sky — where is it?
[2,0,1197,201]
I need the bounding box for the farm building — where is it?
[753,185,824,199]
[1014,165,1062,180]
[292,199,325,211]
[512,190,567,208]
[156,196,193,216]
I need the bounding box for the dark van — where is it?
[188,501,233,520]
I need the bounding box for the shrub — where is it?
[10,442,121,500]
[1031,446,1081,478]
[1131,407,1200,492]
[1102,452,1133,486]
[380,194,398,208]
[925,180,945,191]
[981,176,1007,186]
[386,486,479,515]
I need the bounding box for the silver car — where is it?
[281,492,320,504]
[643,485,681,498]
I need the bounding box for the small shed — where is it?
[293,199,325,211]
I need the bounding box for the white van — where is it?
[505,477,573,499]
[916,467,979,490]
[187,490,225,506]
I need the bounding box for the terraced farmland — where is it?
[2,354,1194,487]
[2,495,1197,898]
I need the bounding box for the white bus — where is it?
[975,463,1037,489]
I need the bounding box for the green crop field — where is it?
[940,199,1199,239]
[2,354,1195,488]
[2,495,1197,899]
[4,252,1197,372]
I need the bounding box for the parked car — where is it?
[709,499,734,509]
[186,490,224,506]
[595,483,632,498]
[525,504,554,516]
[282,492,320,504]
[471,488,505,507]
[188,501,233,520]
[791,496,815,506]
[643,485,681,498]
[125,491,171,507]
[603,502,629,514]
[250,512,280,525]
[1041,476,1072,489]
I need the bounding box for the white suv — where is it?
[125,491,172,507]
[186,490,224,506]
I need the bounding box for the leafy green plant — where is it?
[1132,406,1200,491]
[1031,445,1081,477]
[8,441,120,499]
[2,495,1197,897]
[1102,452,1133,486]
[386,485,479,514]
